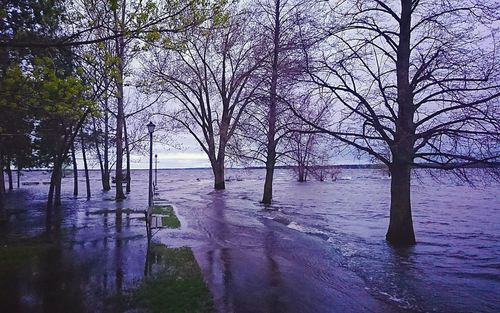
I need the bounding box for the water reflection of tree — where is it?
[115,204,124,293]
[203,192,235,312]
[202,192,284,313]
[264,229,282,313]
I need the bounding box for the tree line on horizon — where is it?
[1,0,499,246]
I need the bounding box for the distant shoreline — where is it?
[17,163,498,172]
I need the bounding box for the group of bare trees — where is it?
[143,9,264,189]
[2,0,499,246]
[141,0,333,202]
[141,0,499,245]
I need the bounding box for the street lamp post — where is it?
[154,154,158,189]
[147,121,156,209]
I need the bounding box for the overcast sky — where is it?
[75,149,366,170]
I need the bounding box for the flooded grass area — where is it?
[0,238,54,269]
[152,205,181,228]
[0,176,212,313]
[123,244,213,313]
[0,241,212,313]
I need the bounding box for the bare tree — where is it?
[77,34,115,191]
[229,0,314,203]
[80,130,91,199]
[297,0,500,245]
[284,97,335,182]
[143,8,264,189]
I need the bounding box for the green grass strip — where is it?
[152,205,181,229]
[125,244,214,313]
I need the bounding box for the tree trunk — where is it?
[47,156,64,209]
[124,117,131,193]
[0,155,5,220]
[386,0,416,246]
[213,121,228,190]
[54,163,62,206]
[213,159,225,190]
[17,168,20,188]
[81,132,91,199]
[71,142,78,196]
[0,154,4,194]
[6,158,13,190]
[102,76,111,192]
[92,117,108,191]
[102,123,110,191]
[113,2,126,200]
[262,158,275,204]
[262,0,280,205]
[46,163,57,209]
[103,108,110,191]
[115,105,125,200]
[297,163,306,182]
[46,112,89,209]
[386,163,416,245]
[46,169,55,233]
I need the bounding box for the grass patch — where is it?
[0,240,54,269]
[123,244,213,313]
[152,205,180,229]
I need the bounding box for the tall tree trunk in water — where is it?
[113,1,126,200]
[46,157,63,235]
[17,168,20,188]
[0,155,5,194]
[46,164,57,209]
[297,163,306,182]
[115,88,125,200]
[92,117,107,191]
[124,117,131,193]
[81,132,91,199]
[100,75,111,192]
[0,155,5,221]
[103,109,110,191]
[386,163,415,245]
[212,119,228,190]
[54,163,62,206]
[213,158,225,190]
[46,112,89,210]
[386,0,416,245]
[71,142,78,196]
[103,98,111,191]
[6,157,13,190]
[262,156,275,204]
[262,0,281,205]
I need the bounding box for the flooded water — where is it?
[1,168,499,312]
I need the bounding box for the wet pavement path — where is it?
[157,181,403,313]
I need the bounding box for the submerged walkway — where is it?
[155,182,403,313]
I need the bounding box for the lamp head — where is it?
[147,121,156,134]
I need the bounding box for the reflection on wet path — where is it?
[165,189,399,313]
